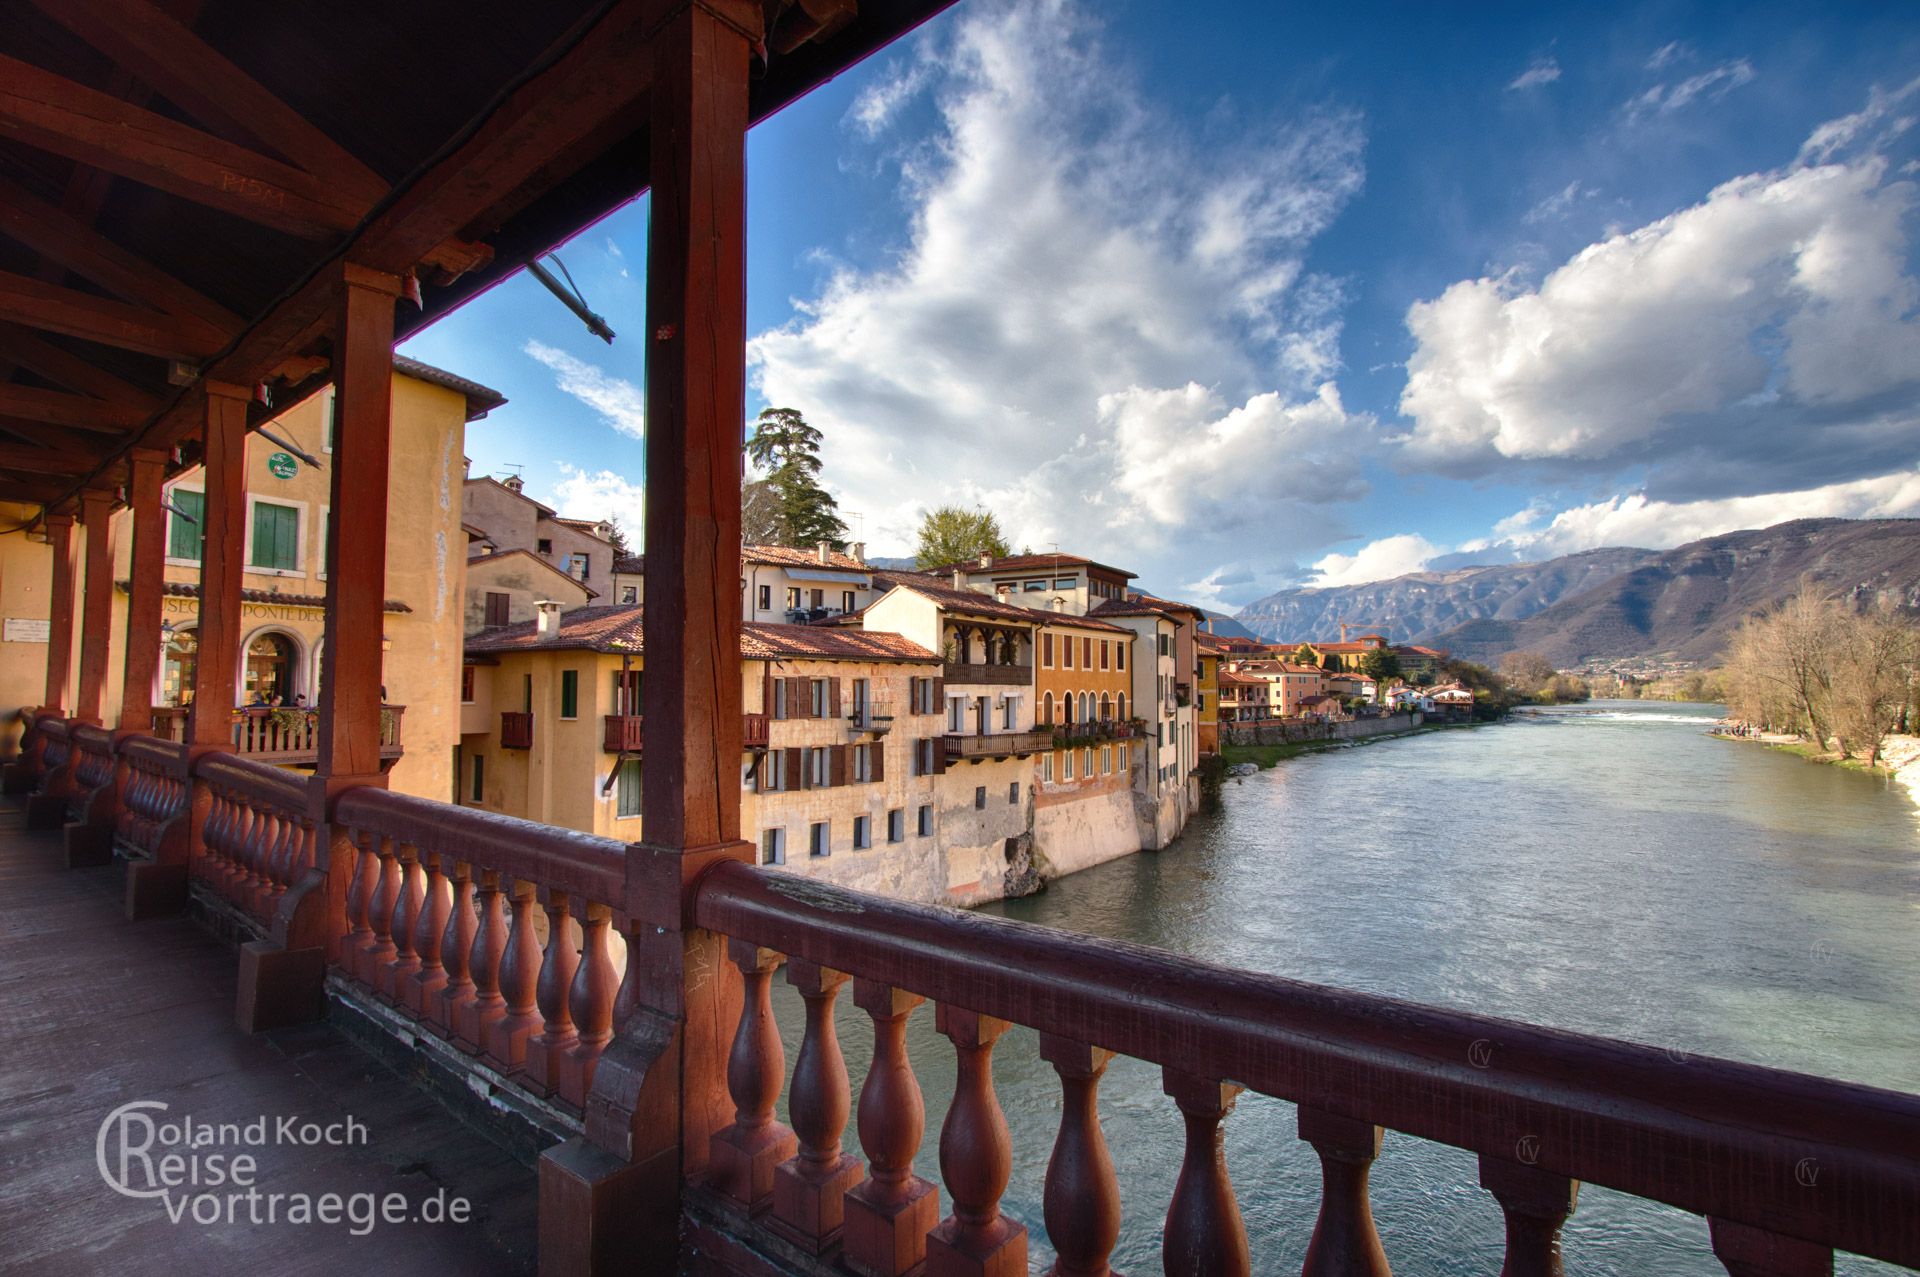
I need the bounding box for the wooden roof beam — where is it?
[0,176,242,335]
[0,323,161,410]
[0,442,101,475]
[0,53,373,240]
[25,0,389,207]
[0,270,226,360]
[0,384,148,432]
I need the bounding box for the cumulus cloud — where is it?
[524,340,645,439]
[1625,57,1756,120]
[1508,57,1561,91]
[1308,533,1443,587]
[548,465,646,526]
[1398,91,1920,497]
[750,0,1372,594]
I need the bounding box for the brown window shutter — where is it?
[790,677,810,719]
[933,740,946,774]
[932,677,944,706]
[872,742,885,783]
[830,678,842,717]
[764,673,778,720]
[784,747,802,790]
[830,745,848,787]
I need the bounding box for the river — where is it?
[772,701,1920,1274]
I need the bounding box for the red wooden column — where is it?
[72,488,116,725]
[540,3,761,1272]
[190,382,250,746]
[118,449,169,735]
[41,510,75,715]
[238,263,399,1034]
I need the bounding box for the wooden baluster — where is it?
[340,830,375,966]
[1478,1155,1577,1277]
[1299,1106,1390,1276]
[845,982,939,1277]
[432,860,476,1037]
[1039,1035,1120,1277]
[357,835,399,986]
[928,1006,1025,1277]
[381,843,425,1001]
[216,790,247,902]
[254,810,289,918]
[1708,1219,1833,1277]
[457,868,508,1052]
[1162,1069,1249,1277]
[484,878,544,1069]
[524,890,582,1094]
[772,960,864,1253]
[405,851,453,1017]
[708,941,796,1215]
[560,903,618,1108]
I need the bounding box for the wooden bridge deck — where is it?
[0,807,538,1275]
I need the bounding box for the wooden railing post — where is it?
[709,941,796,1215]
[1039,1035,1120,1277]
[1709,1219,1833,1277]
[1162,1069,1250,1277]
[928,1005,1025,1277]
[525,889,581,1092]
[844,982,938,1277]
[1479,1155,1577,1277]
[772,959,864,1254]
[1299,1106,1390,1276]
[538,4,762,1274]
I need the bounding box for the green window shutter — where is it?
[616,760,642,817]
[250,502,299,570]
[168,490,204,561]
[561,670,579,718]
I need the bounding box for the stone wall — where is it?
[1222,712,1425,747]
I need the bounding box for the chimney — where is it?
[817,540,830,563]
[535,600,562,636]
[850,541,865,564]
[952,569,965,589]
[503,474,524,494]
[977,551,992,569]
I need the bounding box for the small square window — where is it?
[810,822,830,858]
[761,829,785,865]
[917,804,934,836]
[888,809,904,843]
[853,815,871,850]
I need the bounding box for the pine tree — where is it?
[744,407,848,548]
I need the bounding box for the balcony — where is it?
[1175,681,1192,707]
[943,728,1054,761]
[150,706,404,766]
[500,711,534,749]
[1051,718,1138,747]
[743,712,770,749]
[846,710,893,736]
[603,714,644,754]
[942,661,1032,686]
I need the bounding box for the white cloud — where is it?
[750,0,1371,592]
[1522,180,1586,224]
[848,56,934,137]
[1479,471,1920,560]
[548,465,645,526]
[1626,57,1756,120]
[1398,92,1920,491]
[1646,42,1688,71]
[524,340,645,439]
[1508,57,1561,91]
[1799,74,1920,165]
[1309,533,1442,587]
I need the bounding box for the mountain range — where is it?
[1233,519,1920,667]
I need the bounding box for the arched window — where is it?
[161,624,197,707]
[1063,694,1075,725]
[1078,692,1088,722]
[1117,692,1127,721]
[1042,692,1053,725]
[1100,693,1112,721]
[244,631,298,705]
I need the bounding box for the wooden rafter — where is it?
[0,176,241,335]
[0,53,372,240]
[0,384,147,432]
[24,0,389,208]
[0,441,100,475]
[0,323,160,409]
[0,269,225,360]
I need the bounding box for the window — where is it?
[1041,633,1054,668]
[1042,692,1053,724]
[917,804,933,836]
[1064,751,1076,781]
[1043,753,1054,782]
[461,666,476,703]
[947,698,965,732]
[485,592,510,627]
[620,586,637,604]
[560,670,579,719]
[1084,748,1094,778]
[470,754,485,803]
[762,749,788,792]
[807,747,831,788]
[757,584,771,611]
[910,677,938,715]
[1009,782,1019,806]
[786,587,801,610]
[1063,637,1075,670]
[810,679,830,717]
[1100,641,1110,671]
[853,815,871,850]
[852,743,872,782]
[1023,579,1046,592]
[888,809,904,843]
[1117,645,1126,672]
[1159,633,1171,657]
[1083,637,1093,668]
[974,786,986,810]
[1000,698,1014,731]
[249,500,300,572]
[1102,745,1113,774]
[615,760,642,818]
[913,737,940,776]
[761,829,785,866]
[842,590,856,612]
[167,488,204,561]
[537,538,553,555]
[612,669,642,714]
[852,678,870,722]
[770,679,789,720]
[1054,577,1075,589]
[810,822,830,858]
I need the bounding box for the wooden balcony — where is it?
[846,711,894,736]
[743,712,770,749]
[149,706,404,766]
[942,661,1032,686]
[500,711,534,749]
[943,728,1054,760]
[603,714,644,754]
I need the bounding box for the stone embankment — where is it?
[1221,711,1428,748]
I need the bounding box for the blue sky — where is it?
[399,0,1920,609]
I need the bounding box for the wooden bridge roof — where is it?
[0,0,956,511]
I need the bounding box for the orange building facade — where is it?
[1035,615,1138,792]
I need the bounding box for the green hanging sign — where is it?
[266,452,299,480]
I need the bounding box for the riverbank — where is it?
[1220,717,1483,770]
[1710,727,1920,781]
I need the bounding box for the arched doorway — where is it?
[161,625,197,707]
[243,631,299,705]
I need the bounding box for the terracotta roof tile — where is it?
[871,572,1131,632]
[464,606,938,663]
[743,544,871,572]
[928,552,1136,579]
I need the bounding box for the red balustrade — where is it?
[114,735,190,864]
[193,753,315,931]
[330,788,633,1112]
[690,860,1920,1276]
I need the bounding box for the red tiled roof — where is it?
[1089,589,1205,622]
[744,544,871,572]
[464,607,937,663]
[742,623,938,663]
[465,475,556,517]
[930,552,1136,580]
[394,355,507,419]
[870,572,1129,632]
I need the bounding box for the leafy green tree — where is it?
[604,515,632,558]
[914,505,1012,569]
[1359,647,1401,684]
[1292,643,1317,666]
[744,407,848,548]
